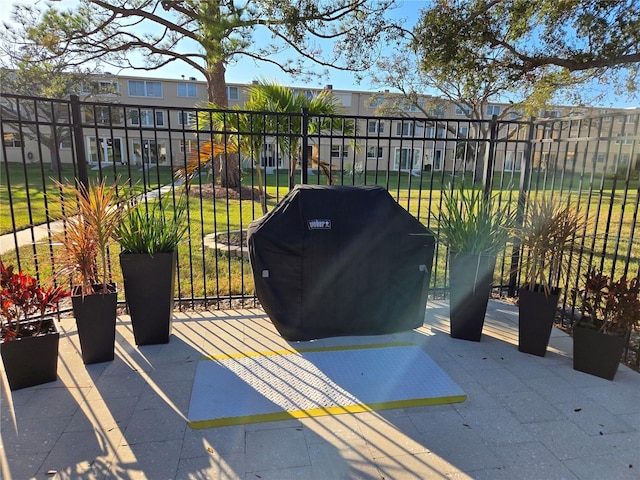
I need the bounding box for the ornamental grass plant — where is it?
[519,196,587,296]
[51,179,128,296]
[434,184,516,255]
[115,194,188,254]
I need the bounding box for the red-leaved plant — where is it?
[0,261,70,342]
[574,269,640,336]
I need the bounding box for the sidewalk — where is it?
[1,300,639,479]
[0,222,65,256]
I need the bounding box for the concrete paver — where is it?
[1,300,639,479]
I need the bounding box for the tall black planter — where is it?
[0,319,59,390]
[518,286,560,357]
[71,286,117,364]
[120,251,176,345]
[449,252,496,342]
[573,322,626,380]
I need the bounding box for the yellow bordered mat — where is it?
[187,342,466,429]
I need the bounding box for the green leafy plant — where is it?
[116,195,188,254]
[519,196,587,296]
[0,261,69,341]
[434,185,516,255]
[574,269,640,336]
[51,179,128,295]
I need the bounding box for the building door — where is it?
[133,139,167,165]
[87,137,123,165]
[394,147,421,172]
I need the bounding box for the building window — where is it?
[396,121,424,137]
[366,146,383,158]
[128,80,163,98]
[368,96,385,109]
[504,151,523,172]
[426,105,445,117]
[260,143,283,168]
[615,153,631,166]
[486,105,501,116]
[133,139,166,165]
[426,149,444,170]
[178,111,196,126]
[226,86,239,101]
[393,147,421,171]
[87,137,123,165]
[335,93,352,107]
[400,101,420,112]
[458,126,469,138]
[293,89,314,99]
[3,133,22,147]
[331,145,348,158]
[85,106,121,125]
[177,83,198,98]
[129,109,165,127]
[455,105,471,115]
[81,80,119,95]
[615,133,635,145]
[179,139,197,153]
[59,138,73,149]
[367,120,385,134]
[540,109,560,119]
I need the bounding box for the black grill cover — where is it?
[247,185,435,341]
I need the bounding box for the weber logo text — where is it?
[308,219,331,230]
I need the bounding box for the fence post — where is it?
[507,117,536,296]
[301,107,309,185]
[70,94,89,192]
[482,114,498,197]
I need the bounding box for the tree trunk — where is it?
[206,62,228,107]
[44,139,62,172]
[219,153,240,189]
[205,61,240,187]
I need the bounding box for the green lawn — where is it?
[0,162,174,234]
[1,162,638,301]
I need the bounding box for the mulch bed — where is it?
[190,185,269,201]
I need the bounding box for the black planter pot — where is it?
[449,252,496,342]
[120,251,176,345]
[518,286,560,357]
[0,318,59,390]
[573,322,626,380]
[71,284,117,364]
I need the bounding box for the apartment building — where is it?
[1,73,638,176]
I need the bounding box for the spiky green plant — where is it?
[116,195,188,254]
[434,185,516,255]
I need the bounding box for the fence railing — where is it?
[1,94,639,363]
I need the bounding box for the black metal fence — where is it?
[1,94,639,362]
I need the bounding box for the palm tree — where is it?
[176,81,355,215]
[176,104,269,213]
[246,81,355,189]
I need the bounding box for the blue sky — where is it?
[1,0,637,108]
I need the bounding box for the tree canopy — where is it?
[412,0,640,102]
[30,0,402,105]
[0,3,99,171]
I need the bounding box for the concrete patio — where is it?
[1,300,639,480]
